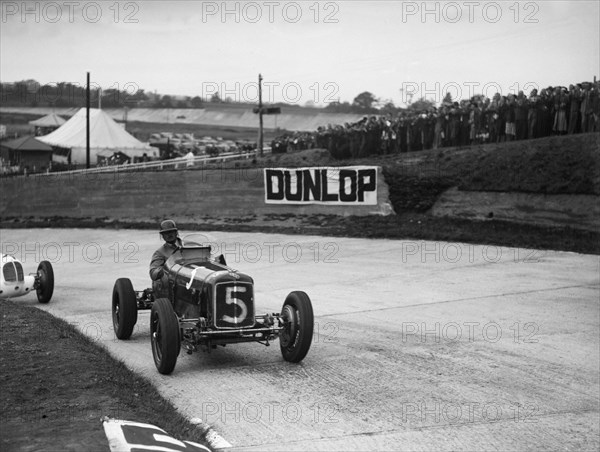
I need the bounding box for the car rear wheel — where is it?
[112,278,138,339]
[279,291,314,363]
[36,261,54,304]
[151,298,180,375]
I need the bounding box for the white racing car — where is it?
[0,253,54,303]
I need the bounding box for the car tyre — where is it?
[36,261,54,304]
[151,298,180,375]
[279,291,314,363]
[112,278,138,340]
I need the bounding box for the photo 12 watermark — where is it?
[201,80,340,105]
[400,321,540,344]
[183,238,341,264]
[1,80,143,106]
[200,1,340,24]
[399,401,539,424]
[1,1,141,24]
[313,321,339,344]
[399,241,545,264]
[400,81,540,105]
[1,241,140,264]
[200,400,340,425]
[400,2,540,24]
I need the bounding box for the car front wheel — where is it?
[279,291,314,363]
[151,298,180,375]
[112,278,138,340]
[36,261,54,304]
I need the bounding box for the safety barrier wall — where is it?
[0,167,394,221]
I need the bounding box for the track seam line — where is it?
[319,284,600,317]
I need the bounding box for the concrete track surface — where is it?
[1,228,598,451]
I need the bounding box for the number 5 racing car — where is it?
[111,243,314,375]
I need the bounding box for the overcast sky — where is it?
[1,0,598,106]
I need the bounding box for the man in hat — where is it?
[580,82,593,132]
[149,220,183,295]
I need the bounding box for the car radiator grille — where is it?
[3,263,17,282]
[14,262,24,281]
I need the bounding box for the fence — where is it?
[11,148,272,179]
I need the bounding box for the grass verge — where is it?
[0,299,212,452]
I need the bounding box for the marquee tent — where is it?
[28,113,66,128]
[29,112,67,137]
[38,108,156,164]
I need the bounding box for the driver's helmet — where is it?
[159,219,178,234]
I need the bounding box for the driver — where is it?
[149,219,183,284]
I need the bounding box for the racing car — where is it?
[0,253,54,303]
[111,243,314,374]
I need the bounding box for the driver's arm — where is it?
[149,250,166,281]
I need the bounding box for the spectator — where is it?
[486,94,500,143]
[553,87,568,135]
[580,82,593,133]
[433,107,445,149]
[515,91,528,140]
[568,84,582,134]
[539,88,554,137]
[592,81,600,132]
[527,89,540,139]
[468,103,479,145]
[505,95,517,141]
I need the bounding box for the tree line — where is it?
[0,79,434,113]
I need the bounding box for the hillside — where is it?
[248,132,600,253]
[260,132,600,204]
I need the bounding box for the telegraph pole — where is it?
[86,71,90,169]
[258,73,264,156]
[253,74,281,157]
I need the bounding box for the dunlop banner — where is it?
[264,166,378,205]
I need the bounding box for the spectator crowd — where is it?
[293,81,600,159]
[270,131,317,153]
